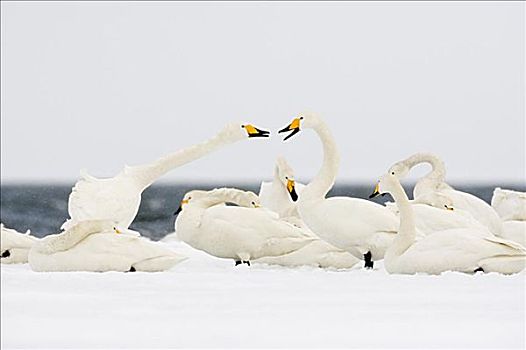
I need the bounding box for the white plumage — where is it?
[175,188,315,264]
[1,223,39,264]
[257,157,359,269]
[29,220,186,272]
[373,174,525,275]
[278,113,399,267]
[62,122,269,230]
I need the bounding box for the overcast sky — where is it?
[1,2,524,185]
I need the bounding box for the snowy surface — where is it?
[2,240,525,348]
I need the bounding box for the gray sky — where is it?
[1,1,524,185]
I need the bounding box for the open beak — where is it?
[369,183,381,199]
[287,179,298,202]
[278,117,301,141]
[243,124,270,138]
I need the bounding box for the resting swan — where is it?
[491,188,526,247]
[256,157,359,269]
[278,112,399,268]
[369,174,526,275]
[1,223,38,264]
[384,192,490,236]
[29,220,186,272]
[174,188,315,266]
[62,122,269,230]
[387,153,502,235]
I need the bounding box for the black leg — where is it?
[243,260,251,266]
[128,266,136,272]
[235,260,242,266]
[474,267,484,273]
[364,251,373,269]
[1,250,10,258]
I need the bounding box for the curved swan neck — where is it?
[388,180,417,256]
[406,153,446,179]
[301,120,340,201]
[126,128,239,191]
[39,222,106,254]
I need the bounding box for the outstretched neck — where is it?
[125,130,237,190]
[388,180,417,257]
[301,121,340,201]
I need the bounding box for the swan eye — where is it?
[391,172,395,175]
[240,125,244,128]
[300,116,304,120]
[251,201,255,205]
[285,176,288,180]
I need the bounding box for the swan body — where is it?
[62,123,269,230]
[491,188,526,221]
[491,188,526,246]
[278,113,399,266]
[29,220,186,272]
[256,157,359,269]
[385,193,489,236]
[388,153,502,235]
[371,174,526,275]
[499,221,526,248]
[175,188,315,264]
[1,223,38,264]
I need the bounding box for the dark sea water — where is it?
[1,182,524,241]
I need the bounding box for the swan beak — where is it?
[174,199,189,215]
[445,205,455,211]
[369,183,381,199]
[287,179,299,202]
[278,117,301,141]
[114,228,122,234]
[243,124,270,138]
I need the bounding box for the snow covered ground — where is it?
[2,240,525,348]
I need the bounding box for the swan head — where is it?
[369,174,397,199]
[414,192,455,211]
[278,112,321,141]
[387,160,411,179]
[221,122,270,141]
[174,189,261,215]
[275,157,299,202]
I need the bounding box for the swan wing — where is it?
[64,172,141,229]
[491,188,526,221]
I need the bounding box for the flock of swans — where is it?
[1,112,525,275]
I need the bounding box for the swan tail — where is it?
[478,255,526,274]
[132,255,187,272]
[483,236,526,252]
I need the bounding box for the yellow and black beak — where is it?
[369,183,384,199]
[445,205,454,211]
[243,124,270,138]
[278,117,302,141]
[287,179,298,202]
[174,199,189,216]
[114,227,122,234]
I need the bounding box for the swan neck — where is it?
[129,131,235,190]
[389,181,417,256]
[405,154,446,196]
[301,121,340,200]
[39,223,100,254]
